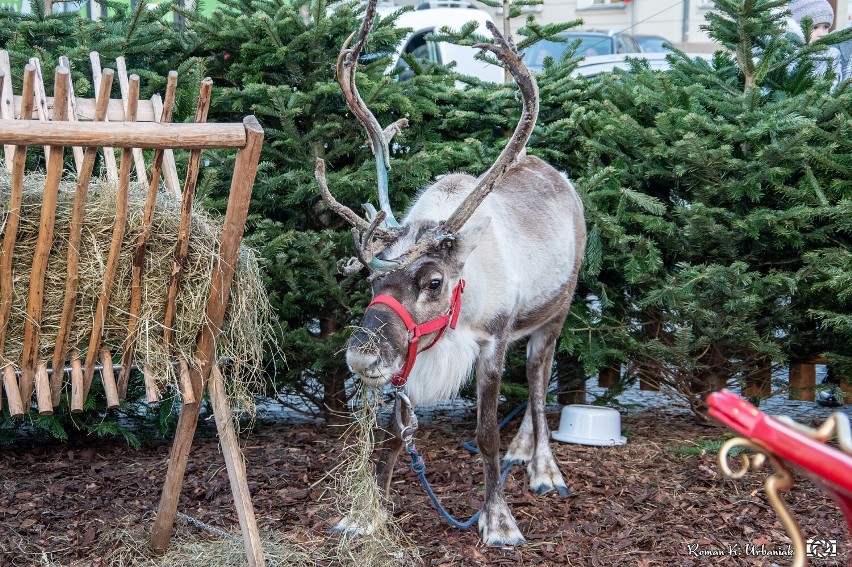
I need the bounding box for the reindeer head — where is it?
[316,0,538,389]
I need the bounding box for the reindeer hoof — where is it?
[478,504,525,547]
[500,456,525,467]
[479,525,526,547]
[532,482,570,497]
[329,516,377,537]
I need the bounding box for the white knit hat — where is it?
[788,0,835,26]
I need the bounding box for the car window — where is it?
[637,37,668,52]
[615,34,640,54]
[404,31,441,64]
[524,34,613,70]
[395,30,442,81]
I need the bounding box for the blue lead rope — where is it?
[404,384,560,528]
[406,443,515,529]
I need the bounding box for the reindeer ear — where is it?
[449,217,491,265]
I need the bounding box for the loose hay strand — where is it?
[0,169,272,415]
[332,387,420,566]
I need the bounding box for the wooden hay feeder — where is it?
[0,51,267,565]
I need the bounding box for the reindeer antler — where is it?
[316,0,410,274]
[373,20,539,277]
[442,21,538,235]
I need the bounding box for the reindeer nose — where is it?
[346,348,379,376]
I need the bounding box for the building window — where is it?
[578,0,627,8]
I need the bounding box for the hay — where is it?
[96,514,325,567]
[330,387,421,566]
[0,170,271,414]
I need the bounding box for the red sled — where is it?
[707,389,852,566]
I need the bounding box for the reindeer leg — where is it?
[375,398,408,497]
[503,406,534,466]
[524,318,570,496]
[477,339,525,547]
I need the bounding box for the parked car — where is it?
[570,52,713,79]
[524,30,643,72]
[380,1,503,83]
[634,34,672,53]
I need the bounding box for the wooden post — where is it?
[840,370,851,405]
[151,117,264,555]
[117,72,178,399]
[598,366,619,388]
[743,358,772,399]
[209,363,266,566]
[789,362,816,402]
[163,78,213,348]
[0,66,35,359]
[58,56,85,173]
[19,66,69,405]
[0,51,15,169]
[556,352,587,405]
[35,364,51,415]
[3,366,23,418]
[90,52,119,182]
[639,373,660,391]
[70,353,85,413]
[82,74,139,400]
[51,69,114,405]
[100,349,119,409]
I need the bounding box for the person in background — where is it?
[787,0,845,86]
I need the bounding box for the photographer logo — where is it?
[806,539,837,559]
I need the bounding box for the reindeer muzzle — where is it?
[367,280,465,388]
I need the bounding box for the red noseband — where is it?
[367,280,465,388]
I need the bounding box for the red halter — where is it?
[368,280,465,388]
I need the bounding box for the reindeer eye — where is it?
[427,278,442,290]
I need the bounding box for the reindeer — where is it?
[316,0,586,546]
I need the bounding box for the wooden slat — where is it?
[177,356,195,405]
[81,74,139,403]
[13,95,157,122]
[163,78,213,348]
[35,364,51,415]
[0,120,247,150]
[3,365,23,419]
[143,363,161,403]
[0,66,35,357]
[0,51,15,168]
[152,93,182,198]
[70,353,84,413]
[50,69,115,406]
[28,57,51,164]
[117,71,178,399]
[100,348,119,409]
[90,52,119,182]
[115,57,148,185]
[209,363,266,566]
[151,117,264,554]
[19,66,70,405]
[58,55,85,174]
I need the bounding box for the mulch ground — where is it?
[0,405,848,566]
